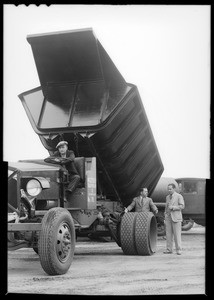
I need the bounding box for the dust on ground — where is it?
[7,224,205,295]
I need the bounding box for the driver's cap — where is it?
[56,141,68,149]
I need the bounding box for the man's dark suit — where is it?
[126,196,158,214]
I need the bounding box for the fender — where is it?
[182,219,194,231]
[33,177,50,189]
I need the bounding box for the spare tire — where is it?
[120,212,157,256]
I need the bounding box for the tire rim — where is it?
[56,222,72,262]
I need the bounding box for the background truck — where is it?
[150,177,206,236]
[8,28,164,275]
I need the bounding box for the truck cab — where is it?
[175,178,206,226]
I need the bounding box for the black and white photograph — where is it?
[4,4,209,295]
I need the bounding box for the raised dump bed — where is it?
[18,28,164,205]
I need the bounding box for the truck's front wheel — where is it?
[38,207,75,275]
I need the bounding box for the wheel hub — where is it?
[56,223,72,261]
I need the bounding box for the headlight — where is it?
[26,179,42,197]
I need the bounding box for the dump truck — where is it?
[8,28,164,275]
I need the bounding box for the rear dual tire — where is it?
[120,212,157,255]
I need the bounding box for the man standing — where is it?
[164,183,185,255]
[124,187,158,214]
[44,141,80,195]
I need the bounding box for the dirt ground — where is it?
[7,224,205,295]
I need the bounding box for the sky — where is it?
[3,4,210,179]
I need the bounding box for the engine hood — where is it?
[8,160,61,173]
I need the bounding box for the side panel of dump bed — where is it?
[88,85,164,203]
